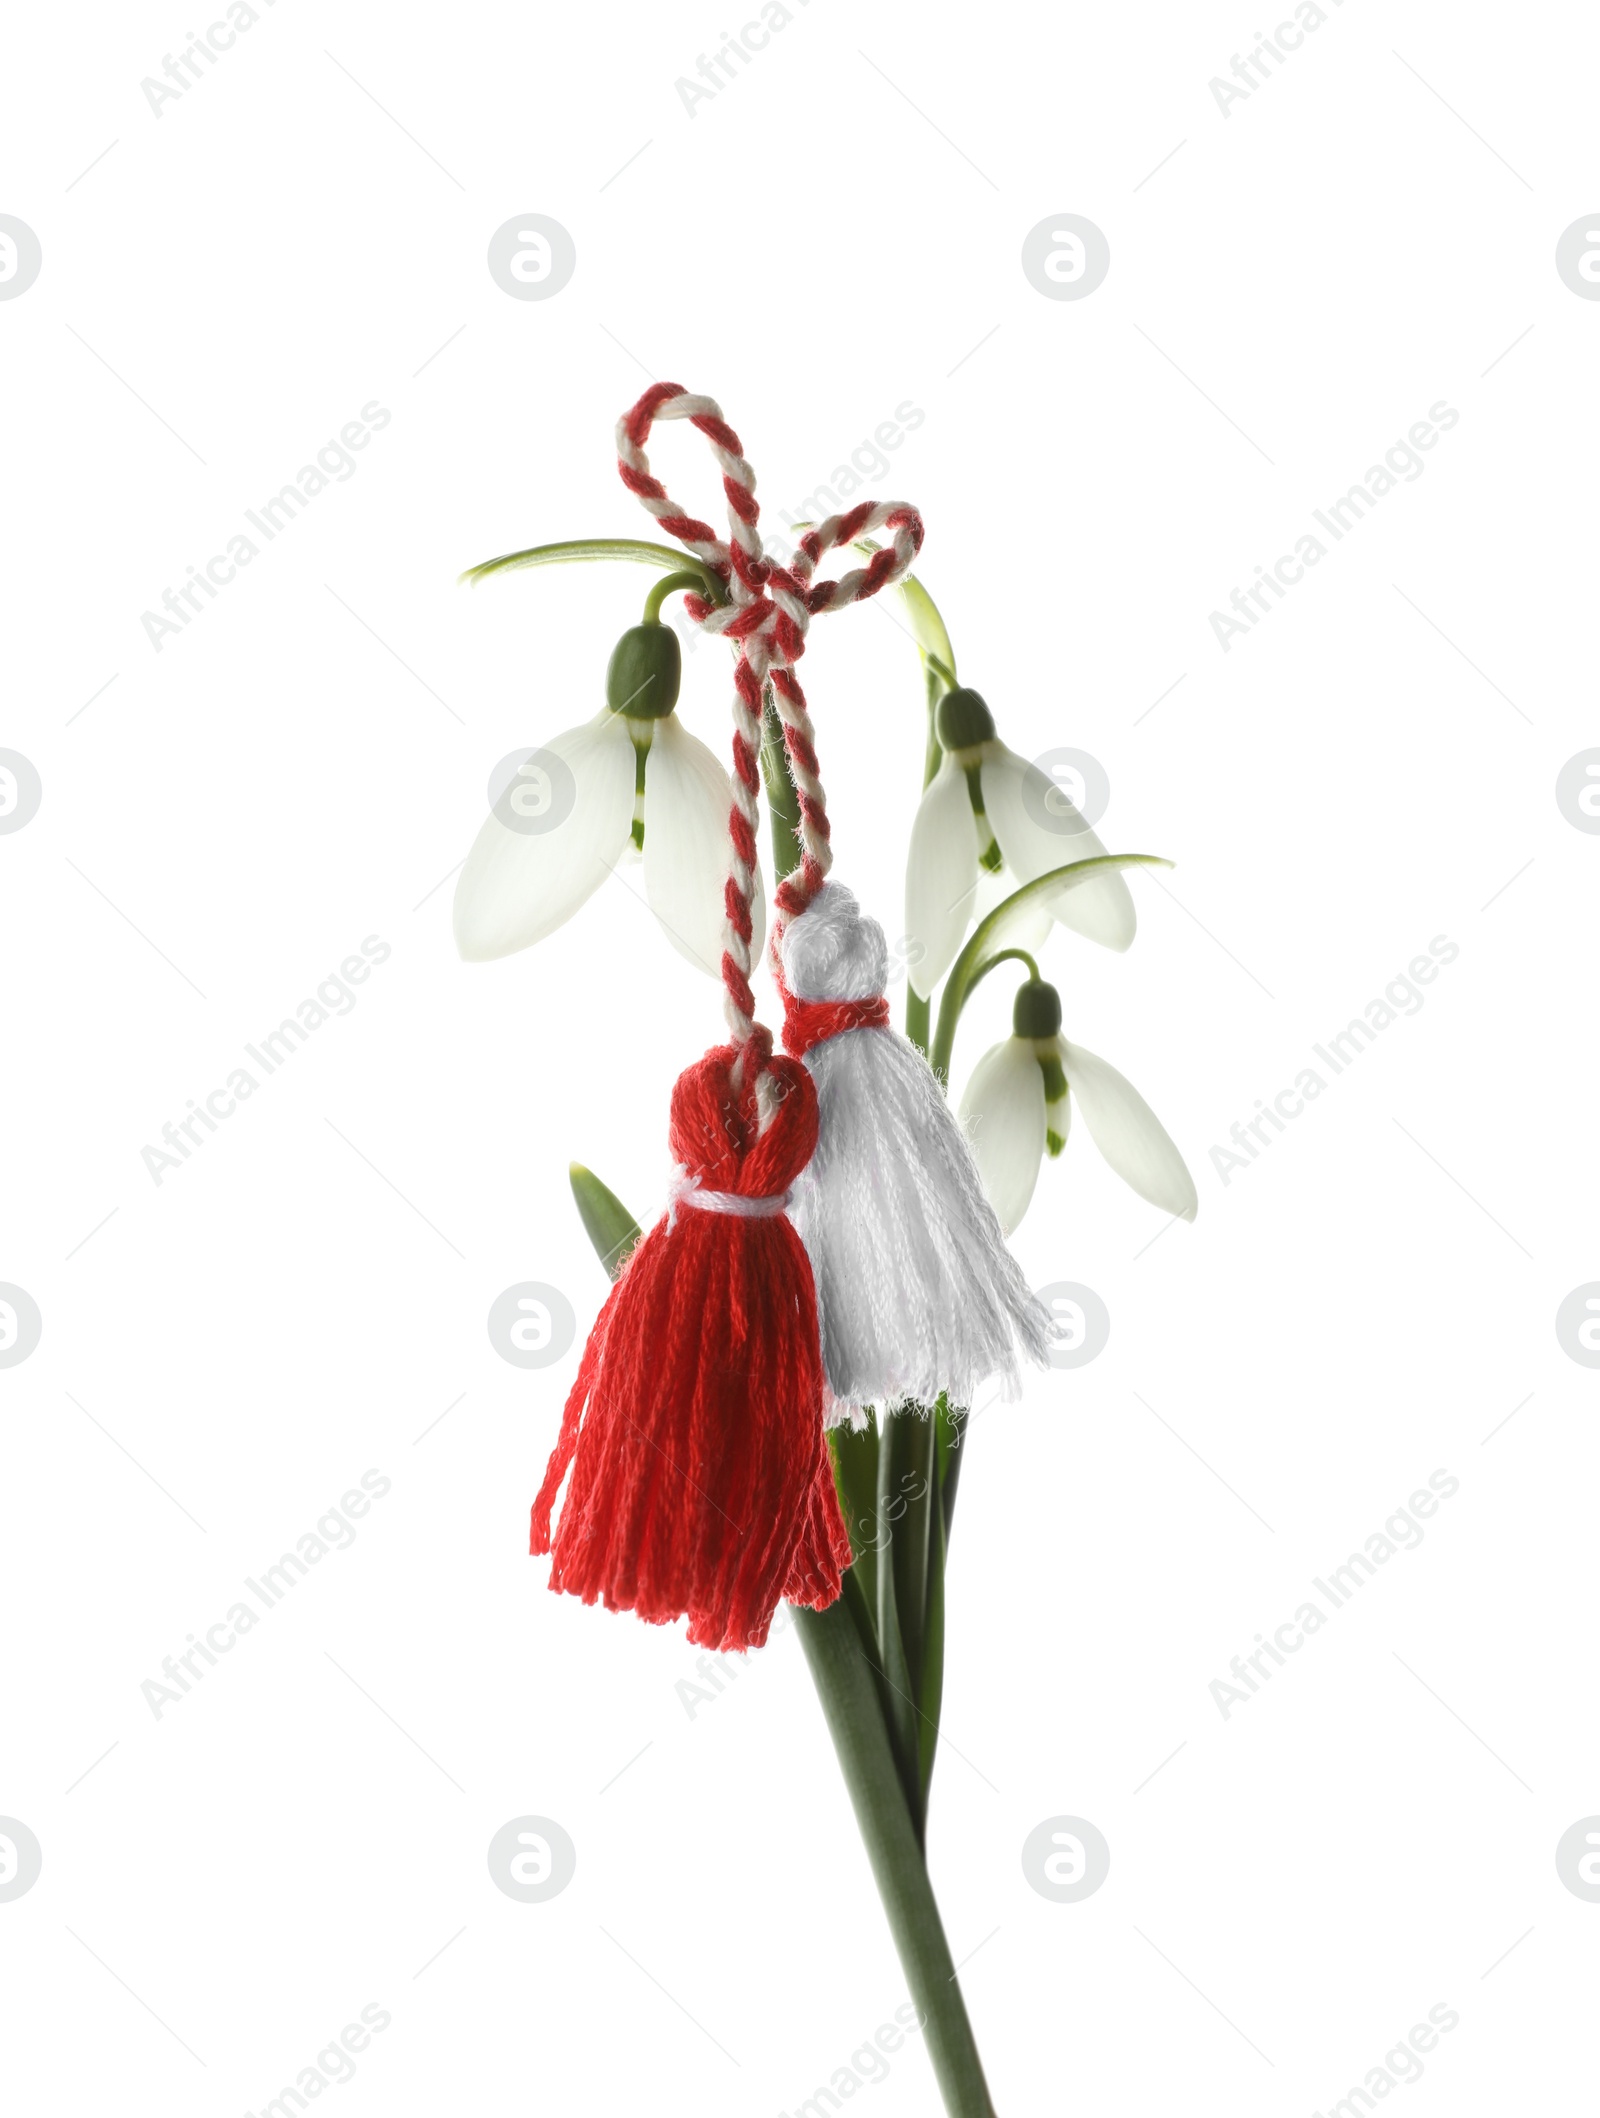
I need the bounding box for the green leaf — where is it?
[889,1410,935,1708]
[568,1163,643,1281]
[930,852,1176,1084]
[759,689,804,885]
[830,1419,882,1628]
[793,1601,999,2114]
[936,1398,968,1542]
[876,1421,927,1841]
[460,538,721,593]
[918,1486,948,1812]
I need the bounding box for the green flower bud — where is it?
[935,686,997,752]
[606,623,681,720]
[1012,978,1063,1041]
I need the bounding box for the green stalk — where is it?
[889,1411,935,1732]
[759,687,804,881]
[875,1422,923,1831]
[459,536,724,593]
[795,1600,997,2118]
[930,852,1175,1086]
[828,1420,882,1659]
[643,568,709,623]
[904,655,950,1057]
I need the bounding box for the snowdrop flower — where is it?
[453,622,762,975]
[959,977,1197,1235]
[905,687,1135,1000]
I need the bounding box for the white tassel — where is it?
[779,882,1051,1426]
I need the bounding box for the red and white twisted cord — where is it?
[616,383,923,1075]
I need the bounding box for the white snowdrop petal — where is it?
[980,746,1137,953]
[1061,1040,1198,1221]
[453,713,634,961]
[905,759,981,1000]
[959,1038,1047,1235]
[641,715,759,978]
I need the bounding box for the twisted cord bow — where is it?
[616,384,923,1094]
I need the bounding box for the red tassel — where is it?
[530,1043,850,1651]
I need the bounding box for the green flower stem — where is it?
[905,657,954,1057]
[936,1401,968,1543]
[930,853,1175,1086]
[794,1599,997,2118]
[830,1421,882,1632]
[888,1412,936,1785]
[759,687,804,882]
[459,537,725,597]
[959,946,1039,998]
[643,568,710,623]
[905,988,932,1058]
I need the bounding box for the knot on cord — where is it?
[615,382,922,1083]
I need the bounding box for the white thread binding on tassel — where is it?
[666,1167,793,1228]
[780,882,1051,1426]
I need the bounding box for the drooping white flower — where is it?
[453,622,762,976]
[959,978,1197,1234]
[905,687,1135,1001]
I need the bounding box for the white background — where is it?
[3,2,1597,2111]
